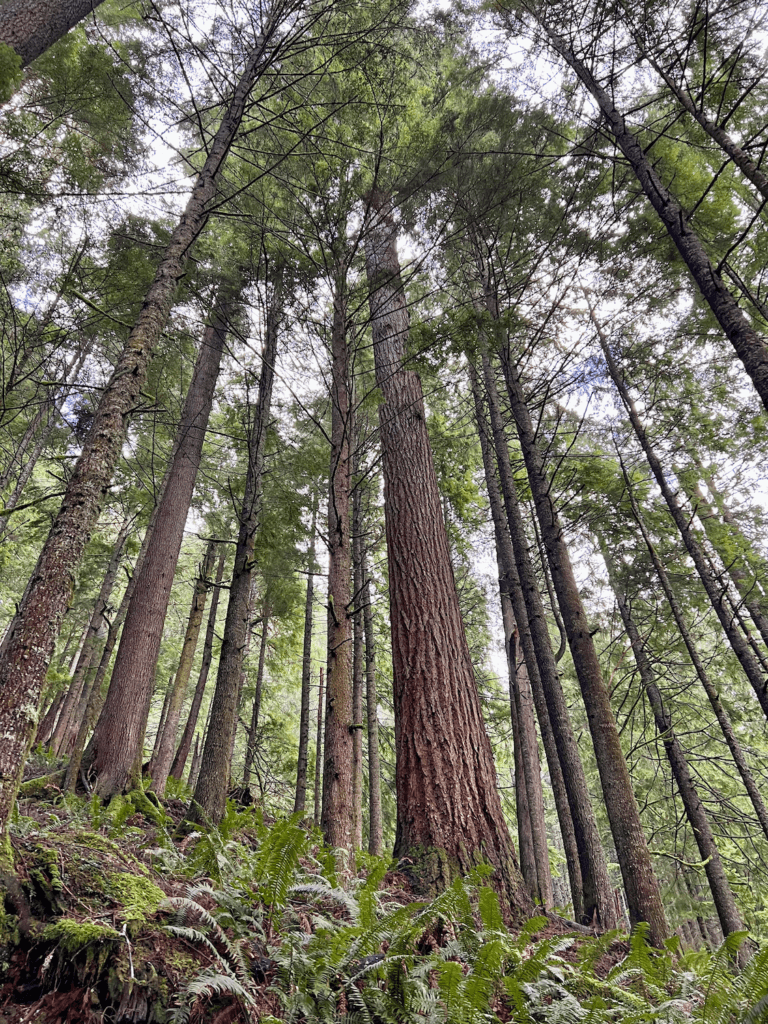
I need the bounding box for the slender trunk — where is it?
[0,413,57,540]
[601,541,745,943]
[243,614,270,787]
[593,315,768,721]
[171,544,226,781]
[151,539,217,797]
[229,584,259,785]
[49,518,131,755]
[150,680,174,766]
[364,191,530,915]
[0,34,274,847]
[293,512,317,815]
[37,691,66,748]
[621,464,768,842]
[321,264,354,854]
[473,356,600,925]
[188,735,202,791]
[88,290,234,798]
[314,667,324,828]
[361,541,383,856]
[351,451,365,852]
[536,20,768,412]
[185,275,282,826]
[499,347,666,943]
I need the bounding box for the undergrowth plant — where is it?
[157,817,768,1024]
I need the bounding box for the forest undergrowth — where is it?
[1,759,767,1024]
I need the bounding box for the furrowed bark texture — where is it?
[186,278,281,826]
[539,22,768,413]
[321,268,354,854]
[621,463,768,842]
[0,0,107,67]
[595,324,768,721]
[314,667,324,828]
[362,538,383,856]
[293,515,317,816]
[364,192,530,915]
[476,356,605,925]
[152,538,217,796]
[352,453,365,852]
[601,542,745,943]
[500,345,667,944]
[171,544,226,781]
[0,39,270,848]
[88,292,232,798]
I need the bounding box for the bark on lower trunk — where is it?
[361,538,383,856]
[537,19,768,413]
[314,667,324,828]
[293,516,316,816]
[0,35,273,851]
[351,449,365,852]
[363,191,530,916]
[243,614,270,786]
[601,541,745,943]
[321,266,354,854]
[151,538,217,796]
[499,347,666,944]
[185,275,282,826]
[87,290,233,799]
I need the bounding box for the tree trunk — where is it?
[0,412,57,540]
[351,447,365,852]
[621,463,768,843]
[537,19,768,413]
[243,613,270,787]
[151,538,217,797]
[593,315,768,722]
[0,32,274,851]
[601,541,745,944]
[498,346,667,944]
[185,273,282,826]
[363,191,530,915]
[0,0,109,68]
[314,666,324,828]
[473,356,602,926]
[321,264,354,854]
[361,536,383,856]
[171,544,226,781]
[87,289,234,799]
[293,512,317,816]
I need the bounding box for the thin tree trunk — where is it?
[593,314,768,721]
[229,583,260,786]
[621,463,768,843]
[150,539,217,797]
[87,289,234,799]
[361,539,383,856]
[150,680,174,765]
[363,191,531,915]
[185,273,282,827]
[37,691,66,748]
[535,20,768,412]
[498,346,666,943]
[314,666,324,828]
[321,262,354,854]
[293,511,317,815]
[171,544,226,781]
[0,32,276,849]
[351,449,365,852]
[188,736,202,792]
[243,613,270,787]
[601,541,745,944]
[473,356,600,925]
[0,413,57,540]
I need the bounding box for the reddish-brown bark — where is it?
[364,192,530,914]
[293,514,317,816]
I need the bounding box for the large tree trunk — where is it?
[87,289,233,799]
[500,344,667,943]
[321,265,354,854]
[0,33,274,852]
[473,356,604,926]
[0,0,108,68]
[293,513,317,816]
[621,464,768,843]
[171,544,226,781]
[601,541,745,944]
[593,316,768,721]
[535,19,768,413]
[361,529,383,856]
[185,274,282,826]
[363,191,531,915]
[151,539,217,796]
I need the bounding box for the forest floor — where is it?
[0,762,729,1024]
